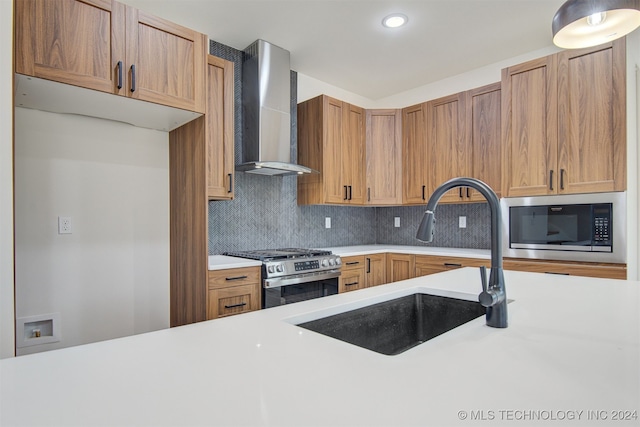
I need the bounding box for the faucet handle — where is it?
[478,265,498,307]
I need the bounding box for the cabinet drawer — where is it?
[340,269,365,293]
[208,267,261,290]
[341,255,366,270]
[415,255,488,277]
[207,284,260,319]
[503,259,627,280]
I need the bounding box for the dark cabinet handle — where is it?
[459,188,463,198]
[367,187,370,202]
[560,169,565,190]
[444,263,462,268]
[345,282,359,286]
[346,261,360,266]
[225,275,248,281]
[544,272,570,276]
[422,185,426,200]
[228,173,233,193]
[117,61,123,89]
[549,170,554,191]
[344,185,348,200]
[348,185,353,200]
[130,64,136,93]
[366,258,371,273]
[466,188,470,198]
[224,302,247,309]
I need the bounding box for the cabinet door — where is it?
[344,103,366,204]
[386,254,415,283]
[467,83,502,201]
[125,7,206,113]
[339,269,365,293]
[323,97,347,204]
[426,93,469,204]
[366,110,402,205]
[502,55,558,197]
[206,55,235,200]
[557,39,626,194]
[15,0,126,95]
[402,103,428,205]
[365,254,387,287]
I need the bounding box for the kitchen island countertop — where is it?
[1,268,638,426]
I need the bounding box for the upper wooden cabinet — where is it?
[401,103,428,205]
[15,0,206,113]
[205,55,235,200]
[366,110,402,205]
[298,95,366,205]
[502,39,625,197]
[426,92,469,204]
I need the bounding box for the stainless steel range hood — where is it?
[237,40,314,176]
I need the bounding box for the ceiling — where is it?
[120,0,567,100]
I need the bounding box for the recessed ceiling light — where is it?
[382,13,408,28]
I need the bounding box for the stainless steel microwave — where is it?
[500,192,626,263]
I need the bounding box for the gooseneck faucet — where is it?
[416,177,508,328]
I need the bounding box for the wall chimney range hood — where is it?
[237,40,314,176]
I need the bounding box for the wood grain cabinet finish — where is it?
[502,39,625,197]
[168,54,235,327]
[415,255,488,277]
[401,103,429,205]
[207,267,261,319]
[386,253,415,283]
[339,256,366,293]
[503,259,627,280]
[364,253,387,287]
[15,0,206,113]
[365,110,402,205]
[298,95,366,205]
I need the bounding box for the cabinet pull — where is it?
[366,258,371,273]
[422,185,426,200]
[367,187,370,202]
[560,169,565,190]
[344,185,348,200]
[348,185,353,201]
[544,271,570,276]
[225,275,248,281]
[466,188,470,198]
[117,61,123,89]
[346,261,360,266]
[130,64,136,93]
[549,170,554,191]
[228,173,233,193]
[459,188,463,198]
[444,263,462,268]
[345,282,359,286]
[224,302,247,309]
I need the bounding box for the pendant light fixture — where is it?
[552,0,640,48]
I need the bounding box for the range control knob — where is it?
[321,259,329,267]
[276,264,284,273]
[329,258,336,266]
[267,265,275,274]
[336,258,342,265]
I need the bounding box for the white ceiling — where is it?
[120,0,567,100]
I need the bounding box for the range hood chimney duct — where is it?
[237,40,314,176]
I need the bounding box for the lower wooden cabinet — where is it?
[415,255,488,277]
[386,253,415,283]
[364,253,386,287]
[340,255,366,293]
[207,267,261,319]
[503,259,627,280]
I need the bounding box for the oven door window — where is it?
[264,278,338,309]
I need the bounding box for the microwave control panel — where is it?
[593,205,612,244]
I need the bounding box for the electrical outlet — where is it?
[394,217,401,227]
[325,217,331,229]
[458,216,467,229]
[58,216,72,234]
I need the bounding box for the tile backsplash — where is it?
[207,40,490,254]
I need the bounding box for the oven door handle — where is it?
[263,270,341,288]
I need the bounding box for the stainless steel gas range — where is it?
[224,248,342,308]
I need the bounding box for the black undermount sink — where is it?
[297,293,486,355]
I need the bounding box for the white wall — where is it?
[14,108,169,355]
[628,30,640,281]
[1,0,15,359]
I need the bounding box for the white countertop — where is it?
[2,269,638,426]
[208,254,262,270]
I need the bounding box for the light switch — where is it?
[459,216,467,228]
[325,217,331,229]
[394,217,401,228]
